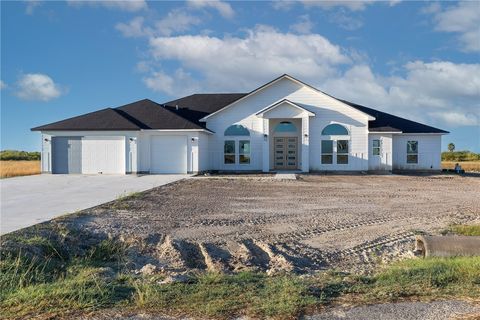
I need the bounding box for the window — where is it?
[321,140,333,164]
[337,140,349,164]
[407,141,418,164]
[372,139,381,156]
[239,140,250,164]
[224,140,235,164]
[274,121,297,132]
[224,124,250,136]
[321,124,348,135]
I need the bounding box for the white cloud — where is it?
[328,8,364,30]
[428,1,480,52]
[116,16,152,38]
[116,9,202,38]
[15,73,63,101]
[137,25,478,128]
[147,25,350,95]
[187,0,234,19]
[322,61,480,126]
[0,80,6,90]
[67,0,147,12]
[301,0,374,11]
[143,68,200,96]
[25,0,42,15]
[155,9,202,36]
[290,15,314,34]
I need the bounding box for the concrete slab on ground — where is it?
[0,174,188,234]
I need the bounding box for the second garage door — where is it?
[82,137,125,174]
[150,135,187,174]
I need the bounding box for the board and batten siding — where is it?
[41,131,137,174]
[205,77,370,171]
[392,134,442,170]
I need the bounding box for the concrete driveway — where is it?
[0,174,188,235]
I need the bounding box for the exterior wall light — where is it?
[44,138,50,142]
[263,134,268,141]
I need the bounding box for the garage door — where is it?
[52,137,82,174]
[150,136,187,174]
[81,137,125,174]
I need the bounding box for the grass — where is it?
[447,224,480,236]
[1,231,480,319]
[0,160,40,178]
[133,272,316,319]
[441,161,480,172]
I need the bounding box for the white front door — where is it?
[150,135,187,174]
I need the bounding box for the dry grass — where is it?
[442,161,480,172]
[0,160,41,178]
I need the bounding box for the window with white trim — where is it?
[321,140,333,164]
[224,140,235,164]
[372,139,381,156]
[337,140,349,164]
[407,141,418,164]
[224,124,250,165]
[239,140,250,164]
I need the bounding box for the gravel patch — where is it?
[306,300,480,320]
[58,174,479,274]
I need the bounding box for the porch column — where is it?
[262,118,270,172]
[301,116,309,172]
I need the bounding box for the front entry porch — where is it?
[256,99,315,173]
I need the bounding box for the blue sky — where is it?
[1,0,479,152]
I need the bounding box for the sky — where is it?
[1,0,479,152]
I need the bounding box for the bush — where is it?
[0,150,41,161]
[441,151,480,161]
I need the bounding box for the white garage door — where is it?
[81,137,125,174]
[150,135,187,174]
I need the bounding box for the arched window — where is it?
[274,121,297,133]
[224,124,250,136]
[321,124,348,135]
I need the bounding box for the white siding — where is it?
[198,132,210,172]
[392,134,442,170]
[368,134,393,171]
[205,77,371,171]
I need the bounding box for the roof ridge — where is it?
[111,108,146,129]
[161,102,207,129]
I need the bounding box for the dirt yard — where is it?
[59,174,479,275]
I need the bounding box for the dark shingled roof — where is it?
[31,92,447,134]
[338,99,449,134]
[32,99,209,131]
[31,108,141,131]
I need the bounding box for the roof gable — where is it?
[200,74,375,121]
[256,99,315,118]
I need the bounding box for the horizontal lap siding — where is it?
[392,135,442,170]
[205,78,370,171]
[206,79,302,171]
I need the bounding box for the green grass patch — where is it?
[133,271,317,319]
[347,256,480,303]
[448,224,480,236]
[2,229,480,319]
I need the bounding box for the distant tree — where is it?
[448,143,455,152]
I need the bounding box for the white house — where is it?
[32,74,448,174]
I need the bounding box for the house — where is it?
[32,74,448,174]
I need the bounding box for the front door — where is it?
[274,137,298,170]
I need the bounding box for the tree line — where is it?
[442,151,480,161]
[0,150,41,161]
